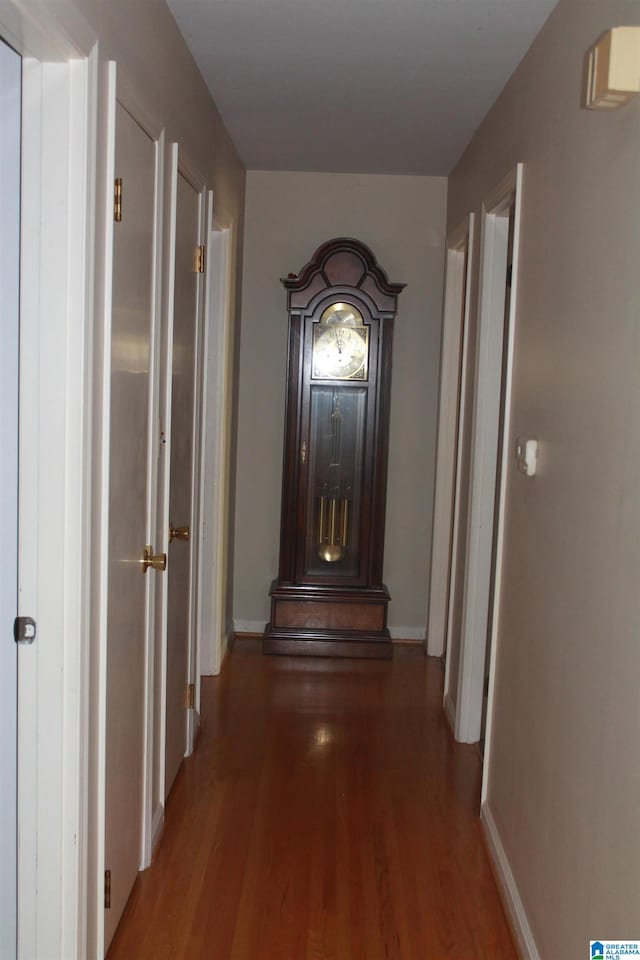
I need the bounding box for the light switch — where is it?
[515,437,538,477]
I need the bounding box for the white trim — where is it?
[481,803,540,960]
[17,48,95,960]
[150,804,164,856]
[389,626,426,642]
[455,165,523,744]
[0,37,21,960]
[87,57,116,960]
[428,214,475,658]
[443,693,456,735]
[199,220,233,676]
[193,191,216,694]
[16,55,44,960]
[183,156,207,756]
[0,1,94,61]
[233,619,266,635]
[62,52,97,960]
[481,164,524,797]
[442,217,475,712]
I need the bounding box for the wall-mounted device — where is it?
[585,26,640,110]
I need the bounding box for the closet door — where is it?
[104,101,158,951]
[165,171,200,797]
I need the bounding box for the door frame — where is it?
[0,35,21,960]
[427,214,475,661]
[176,154,207,756]
[198,218,233,676]
[454,164,523,745]
[0,4,98,956]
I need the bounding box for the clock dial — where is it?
[312,303,369,380]
[313,325,368,379]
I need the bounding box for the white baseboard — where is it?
[186,709,201,757]
[219,623,232,670]
[233,619,266,635]
[426,631,444,657]
[443,692,456,734]
[151,804,164,857]
[481,803,540,960]
[389,625,426,642]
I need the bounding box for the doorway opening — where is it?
[427,217,475,724]
[447,165,523,747]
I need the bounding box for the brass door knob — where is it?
[142,545,167,573]
[169,525,190,543]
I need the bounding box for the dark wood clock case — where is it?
[263,238,405,659]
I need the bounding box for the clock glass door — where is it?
[304,385,367,579]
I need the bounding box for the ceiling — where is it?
[167,0,559,176]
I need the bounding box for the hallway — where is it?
[107,641,516,959]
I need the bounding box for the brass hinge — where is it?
[186,682,195,709]
[114,178,122,222]
[104,869,111,909]
[195,244,205,274]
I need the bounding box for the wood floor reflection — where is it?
[107,639,516,960]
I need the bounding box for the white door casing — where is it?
[0,36,21,960]
[17,41,96,960]
[427,214,475,663]
[198,218,233,677]
[454,165,523,747]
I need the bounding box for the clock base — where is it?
[263,581,393,660]
[263,626,392,659]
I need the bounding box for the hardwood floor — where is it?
[107,640,516,960]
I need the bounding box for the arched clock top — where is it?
[282,237,405,314]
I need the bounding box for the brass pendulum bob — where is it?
[317,494,348,563]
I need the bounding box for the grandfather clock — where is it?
[263,238,405,659]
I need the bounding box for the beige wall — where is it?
[74,0,244,228]
[449,0,640,954]
[234,171,446,636]
[72,0,246,637]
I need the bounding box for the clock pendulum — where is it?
[263,237,405,659]
[316,391,349,564]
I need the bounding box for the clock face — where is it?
[312,303,369,380]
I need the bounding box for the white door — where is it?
[104,102,158,950]
[0,36,21,960]
[165,171,200,796]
